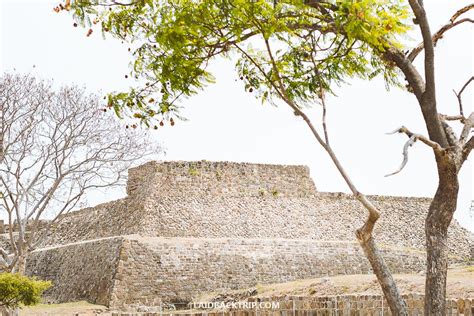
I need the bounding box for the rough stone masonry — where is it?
[25,161,473,310]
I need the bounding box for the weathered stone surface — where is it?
[26,235,430,309]
[26,237,123,306]
[45,161,471,260]
[126,161,317,198]
[107,295,474,315]
[109,236,428,308]
[23,161,473,309]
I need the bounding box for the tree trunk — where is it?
[359,237,408,314]
[356,208,408,315]
[14,254,27,275]
[424,158,459,315]
[296,111,409,314]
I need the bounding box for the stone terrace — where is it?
[25,161,474,308]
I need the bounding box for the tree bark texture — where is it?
[358,236,409,314]
[424,155,459,315]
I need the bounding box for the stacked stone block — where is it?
[25,161,474,310]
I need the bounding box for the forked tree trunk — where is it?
[424,162,459,315]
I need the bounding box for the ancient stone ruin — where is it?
[24,161,473,310]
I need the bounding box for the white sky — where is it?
[1,0,473,232]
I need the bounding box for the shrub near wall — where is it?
[0,273,51,316]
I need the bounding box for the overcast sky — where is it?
[1,0,473,231]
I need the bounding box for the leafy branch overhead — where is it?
[65,0,412,125]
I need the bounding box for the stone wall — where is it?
[252,295,473,315]
[111,295,474,316]
[108,236,427,308]
[45,197,146,246]
[126,161,317,198]
[26,237,124,306]
[29,160,473,310]
[47,188,472,261]
[139,193,471,260]
[27,235,430,308]
[45,160,473,260]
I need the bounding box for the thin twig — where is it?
[453,76,474,118]
[408,4,474,62]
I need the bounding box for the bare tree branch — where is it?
[460,112,474,145]
[404,1,451,149]
[408,0,435,94]
[0,73,161,273]
[386,135,417,177]
[439,115,465,122]
[388,126,444,152]
[383,48,425,101]
[386,126,444,176]
[408,4,474,62]
[463,136,474,161]
[453,76,474,119]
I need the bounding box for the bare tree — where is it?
[0,73,160,274]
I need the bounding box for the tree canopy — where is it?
[70,0,410,125]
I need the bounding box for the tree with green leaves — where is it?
[61,0,473,314]
[0,273,51,316]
